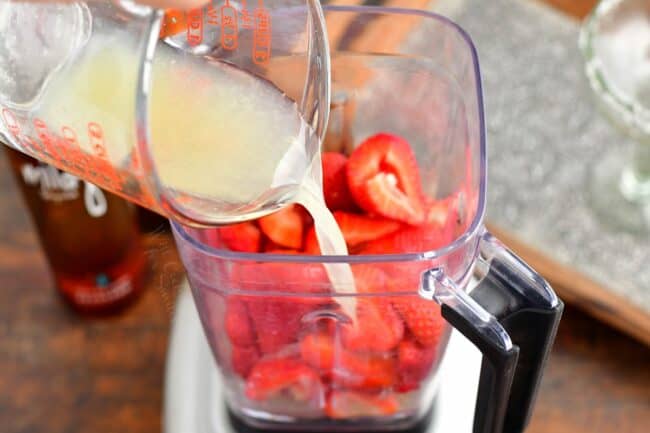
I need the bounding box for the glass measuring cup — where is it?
[0,0,330,226]
[172,6,563,433]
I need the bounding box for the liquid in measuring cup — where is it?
[1,29,320,225]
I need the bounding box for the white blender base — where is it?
[164,282,481,433]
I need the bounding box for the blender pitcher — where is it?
[0,0,330,226]
[172,6,563,433]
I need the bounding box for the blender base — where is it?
[226,404,437,433]
[164,283,481,433]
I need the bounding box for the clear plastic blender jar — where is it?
[172,6,563,433]
[0,0,330,226]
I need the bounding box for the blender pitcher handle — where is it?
[421,231,563,433]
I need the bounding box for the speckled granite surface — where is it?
[419,0,650,313]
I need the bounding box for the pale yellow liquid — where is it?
[34,33,356,314]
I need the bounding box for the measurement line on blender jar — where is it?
[420,231,563,433]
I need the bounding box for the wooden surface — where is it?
[2,1,650,433]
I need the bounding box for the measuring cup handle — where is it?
[423,231,563,433]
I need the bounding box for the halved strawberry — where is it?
[303,227,320,254]
[347,134,425,225]
[258,204,304,249]
[391,294,446,348]
[326,391,399,419]
[396,337,437,392]
[300,331,396,390]
[203,222,261,252]
[231,344,260,379]
[334,211,401,248]
[237,262,331,354]
[341,267,403,353]
[322,152,357,211]
[359,221,454,255]
[333,350,396,390]
[245,357,323,402]
[342,299,404,352]
[225,298,256,347]
[300,331,336,371]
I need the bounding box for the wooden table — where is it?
[1,1,649,432]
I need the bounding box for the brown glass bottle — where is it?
[5,147,148,313]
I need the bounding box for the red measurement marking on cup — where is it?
[61,126,79,148]
[252,2,271,66]
[187,7,204,46]
[21,134,46,160]
[33,118,61,160]
[240,0,254,29]
[206,3,219,25]
[87,122,107,159]
[1,108,20,135]
[221,0,238,51]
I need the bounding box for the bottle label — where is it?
[20,162,108,218]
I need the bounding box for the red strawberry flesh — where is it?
[347,133,425,225]
[326,391,399,419]
[245,358,322,402]
[322,152,357,211]
[258,204,304,249]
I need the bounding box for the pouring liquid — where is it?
[24,32,358,315]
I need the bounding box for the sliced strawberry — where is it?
[322,152,357,211]
[300,331,396,390]
[231,344,260,378]
[300,331,336,371]
[359,221,454,255]
[352,264,388,294]
[245,357,323,402]
[237,262,331,354]
[258,204,304,249]
[203,222,261,252]
[334,211,401,248]
[391,295,446,348]
[333,350,396,390]
[396,337,437,392]
[347,133,425,225]
[326,391,399,419]
[342,299,403,352]
[341,267,402,353]
[225,298,256,347]
[265,248,300,254]
[303,226,320,254]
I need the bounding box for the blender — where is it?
[166,5,563,433]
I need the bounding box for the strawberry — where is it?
[303,227,320,254]
[325,391,399,419]
[333,350,397,390]
[300,331,396,390]
[300,331,336,371]
[231,344,260,378]
[322,152,356,211]
[237,262,331,354]
[341,299,404,352]
[340,267,402,352]
[258,204,304,249]
[203,222,261,252]
[391,295,446,348]
[359,221,453,255]
[225,298,256,347]
[264,248,300,254]
[334,211,401,248]
[396,337,437,392]
[347,133,425,225]
[245,357,323,402]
